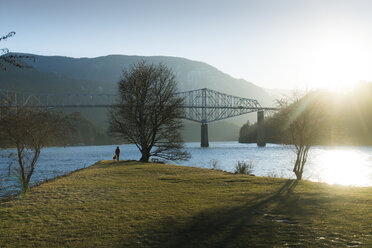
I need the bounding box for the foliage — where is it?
[68,113,114,145]
[239,117,286,144]
[0,53,256,142]
[149,158,165,164]
[0,161,371,247]
[0,105,74,193]
[209,159,220,170]
[0,31,34,71]
[234,160,255,175]
[276,92,327,180]
[240,82,372,146]
[109,61,190,162]
[240,91,328,180]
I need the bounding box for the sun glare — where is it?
[318,150,370,186]
[301,33,369,91]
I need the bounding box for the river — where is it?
[1,142,372,197]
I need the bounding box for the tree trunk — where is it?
[293,146,309,180]
[140,151,150,162]
[294,170,302,180]
[22,181,29,194]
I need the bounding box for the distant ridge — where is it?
[0,53,276,141]
[5,53,275,106]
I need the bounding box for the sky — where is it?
[1,0,372,89]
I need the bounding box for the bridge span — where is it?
[0,88,278,147]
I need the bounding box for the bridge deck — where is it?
[0,88,279,122]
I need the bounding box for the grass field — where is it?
[0,160,371,247]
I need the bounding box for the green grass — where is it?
[1,160,371,247]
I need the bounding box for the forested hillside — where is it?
[0,53,277,143]
[240,82,372,145]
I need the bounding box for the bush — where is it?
[209,159,220,170]
[150,158,165,164]
[234,161,254,175]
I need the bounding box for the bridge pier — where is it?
[257,110,265,147]
[201,123,209,147]
[0,89,278,149]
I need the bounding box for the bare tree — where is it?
[0,105,74,193]
[109,61,190,162]
[0,31,34,71]
[276,92,326,180]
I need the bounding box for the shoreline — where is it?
[0,161,101,202]
[1,160,371,247]
[2,159,371,203]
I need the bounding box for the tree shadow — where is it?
[128,179,318,247]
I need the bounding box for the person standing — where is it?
[115,146,120,161]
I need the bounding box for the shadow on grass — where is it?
[133,179,319,247]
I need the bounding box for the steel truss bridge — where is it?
[0,88,277,147]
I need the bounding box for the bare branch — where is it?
[109,61,190,162]
[0,31,35,71]
[0,103,74,193]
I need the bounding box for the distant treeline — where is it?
[0,53,273,142]
[0,112,114,148]
[68,114,114,146]
[239,82,372,146]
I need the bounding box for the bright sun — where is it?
[299,33,370,90]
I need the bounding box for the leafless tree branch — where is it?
[109,61,190,162]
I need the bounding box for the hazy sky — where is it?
[1,0,372,89]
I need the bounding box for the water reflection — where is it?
[311,149,372,186]
[1,142,372,198]
[181,143,372,187]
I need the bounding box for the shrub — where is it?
[150,158,165,164]
[209,159,220,170]
[234,161,254,175]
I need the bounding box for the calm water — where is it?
[1,142,372,197]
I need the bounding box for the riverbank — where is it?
[1,161,371,247]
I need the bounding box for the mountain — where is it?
[7,53,275,105]
[0,53,276,142]
[264,88,293,100]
